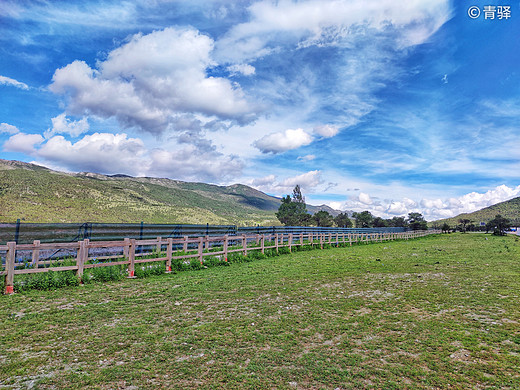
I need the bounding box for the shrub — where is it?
[203,256,229,267]
[14,270,80,292]
[189,258,204,270]
[84,264,125,283]
[134,262,166,278]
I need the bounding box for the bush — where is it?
[14,270,80,292]
[189,258,204,270]
[203,256,229,267]
[84,264,125,283]
[227,253,247,263]
[277,247,291,255]
[134,262,166,278]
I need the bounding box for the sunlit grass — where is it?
[1,233,519,389]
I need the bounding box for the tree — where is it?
[486,214,511,236]
[458,218,472,233]
[312,210,334,227]
[441,222,451,233]
[406,212,428,231]
[387,216,407,227]
[334,213,352,228]
[372,217,388,227]
[292,185,305,204]
[276,186,310,226]
[352,211,374,228]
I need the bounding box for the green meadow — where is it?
[1,233,519,389]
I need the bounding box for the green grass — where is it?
[1,233,519,389]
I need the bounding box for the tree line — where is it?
[438,215,512,236]
[276,186,428,230]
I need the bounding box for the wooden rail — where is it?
[1,230,440,294]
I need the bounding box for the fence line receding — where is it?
[1,229,440,294]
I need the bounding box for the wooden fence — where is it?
[1,230,440,294]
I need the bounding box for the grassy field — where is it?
[1,233,519,389]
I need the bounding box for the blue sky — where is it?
[1,0,519,221]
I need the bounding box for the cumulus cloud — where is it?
[253,128,313,153]
[0,75,29,90]
[227,63,256,76]
[358,192,374,205]
[3,133,44,154]
[49,27,256,135]
[37,133,146,174]
[2,130,243,182]
[44,113,89,138]
[329,185,520,221]
[313,124,339,138]
[247,170,323,195]
[0,123,20,135]
[419,185,520,220]
[148,146,243,182]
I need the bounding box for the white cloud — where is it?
[419,185,520,220]
[3,133,44,154]
[37,133,146,174]
[215,0,451,63]
[148,146,243,182]
[358,192,374,205]
[248,170,323,195]
[4,130,244,182]
[0,75,29,90]
[49,27,257,135]
[313,124,339,138]
[227,63,256,76]
[0,123,20,135]
[297,154,316,161]
[253,128,313,153]
[44,113,89,138]
[329,185,520,221]
[250,175,276,187]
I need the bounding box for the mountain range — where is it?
[0,159,341,225]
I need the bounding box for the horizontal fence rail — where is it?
[1,230,440,294]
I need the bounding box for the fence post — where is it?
[76,239,89,282]
[300,233,303,247]
[275,233,279,253]
[261,234,265,254]
[156,236,162,254]
[123,238,130,259]
[224,235,228,261]
[166,238,173,273]
[128,239,136,278]
[320,234,323,249]
[288,233,293,252]
[4,242,16,294]
[205,235,210,251]
[183,236,188,253]
[242,235,247,256]
[31,240,40,267]
[198,236,204,264]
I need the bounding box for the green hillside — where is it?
[0,159,338,225]
[432,197,520,227]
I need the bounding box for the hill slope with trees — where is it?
[0,159,338,225]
